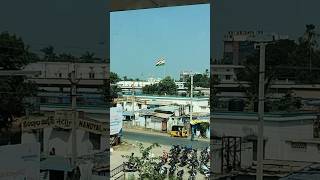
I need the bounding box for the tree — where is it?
[0,32,30,69]
[210,74,220,112]
[236,39,297,110]
[274,91,302,112]
[40,45,57,61]
[185,71,210,96]
[57,52,77,62]
[293,24,320,83]
[110,72,121,84]
[122,143,162,180]
[142,76,177,95]
[0,32,38,130]
[80,51,100,63]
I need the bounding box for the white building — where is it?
[118,95,209,114]
[24,62,108,80]
[212,112,320,165]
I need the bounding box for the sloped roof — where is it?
[153,113,173,119]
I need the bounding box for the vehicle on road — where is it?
[169,125,188,137]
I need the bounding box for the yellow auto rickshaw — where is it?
[169,125,188,137]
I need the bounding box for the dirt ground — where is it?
[111,140,209,180]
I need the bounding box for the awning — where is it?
[190,119,209,125]
[123,111,135,116]
[40,156,73,172]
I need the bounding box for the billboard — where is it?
[0,143,40,180]
[110,107,123,135]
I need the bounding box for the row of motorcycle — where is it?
[124,145,211,180]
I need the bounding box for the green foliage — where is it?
[210,74,220,112]
[185,70,210,95]
[142,76,177,96]
[0,32,30,69]
[122,143,163,180]
[110,72,121,84]
[79,51,99,63]
[0,32,38,129]
[269,91,302,112]
[237,24,320,111]
[40,45,57,61]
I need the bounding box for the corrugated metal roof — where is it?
[156,105,179,112]
[153,113,173,119]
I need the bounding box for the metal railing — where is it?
[111,163,125,178]
[115,173,125,180]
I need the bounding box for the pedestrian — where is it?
[49,147,55,155]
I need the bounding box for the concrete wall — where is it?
[213,118,318,163]
[22,128,107,157]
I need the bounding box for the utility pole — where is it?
[69,69,80,168]
[190,73,194,141]
[131,81,135,126]
[256,43,266,180]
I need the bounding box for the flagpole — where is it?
[163,65,166,79]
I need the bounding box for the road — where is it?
[122,130,209,149]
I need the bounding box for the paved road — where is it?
[122,130,209,149]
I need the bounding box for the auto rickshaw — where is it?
[169,125,188,137]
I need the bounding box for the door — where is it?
[162,121,167,132]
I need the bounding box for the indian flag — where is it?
[155,57,165,66]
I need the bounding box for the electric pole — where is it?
[131,81,135,126]
[190,73,194,141]
[69,69,80,168]
[256,43,266,180]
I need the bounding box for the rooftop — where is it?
[212,111,318,122]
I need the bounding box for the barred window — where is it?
[291,142,307,150]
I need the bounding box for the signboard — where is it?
[78,119,107,135]
[54,110,73,129]
[22,116,54,130]
[0,143,40,180]
[21,111,108,135]
[110,107,123,135]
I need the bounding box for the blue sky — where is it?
[110,4,210,80]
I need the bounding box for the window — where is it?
[291,142,307,151]
[89,133,101,150]
[89,72,95,79]
[226,75,231,80]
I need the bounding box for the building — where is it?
[212,112,320,172]
[21,62,108,179]
[117,95,210,133]
[23,62,107,110]
[223,31,288,65]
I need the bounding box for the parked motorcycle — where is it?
[176,169,184,180]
